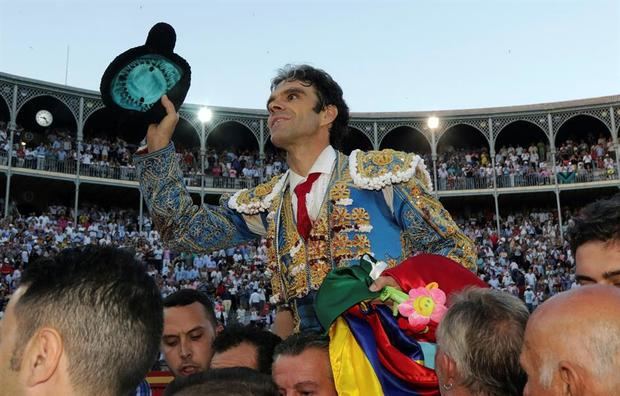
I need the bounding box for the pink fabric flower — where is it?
[398,282,448,330]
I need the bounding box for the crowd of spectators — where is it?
[179,147,288,187]
[555,136,617,182]
[0,123,136,177]
[0,122,288,188]
[457,208,577,312]
[1,198,618,395]
[0,203,276,327]
[0,202,579,322]
[1,122,617,193]
[436,135,617,190]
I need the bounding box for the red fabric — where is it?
[349,305,440,393]
[294,172,321,240]
[382,254,488,342]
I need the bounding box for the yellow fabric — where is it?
[329,317,384,396]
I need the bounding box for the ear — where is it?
[320,104,338,128]
[23,328,63,387]
[558,360,583,396]
[436,349,458,385]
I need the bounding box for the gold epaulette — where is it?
[227,172,288,215]
[349,149,433,191]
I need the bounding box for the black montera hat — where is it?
[100,22,191,144]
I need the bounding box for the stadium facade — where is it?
[0,71,618,238]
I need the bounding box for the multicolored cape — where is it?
[315,254,487,395]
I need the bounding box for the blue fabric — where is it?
[348,188,404,264]
[135,143,258,253]
[296,291,323,333]
[375,305,425,363]
[419,342,437,370]
[134,379,152,396]
[344,312,421,396]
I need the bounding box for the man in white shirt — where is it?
[265,163,274,178]
[525,268,537,288]
[523,286,535,312]
[249,289,261,311]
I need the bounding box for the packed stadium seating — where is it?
[0,123,288,189]
[0,203,577,321]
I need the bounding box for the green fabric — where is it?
[315,256,380,331]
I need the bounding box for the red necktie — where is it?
[294,172,321,240]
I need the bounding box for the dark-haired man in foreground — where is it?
[164,367,278,396]
[137,64,475,333]
[0,246,163,396]
[272,332,337,396]
[568,194,620,287]
[210,325,281,374]
[162,289,218,377]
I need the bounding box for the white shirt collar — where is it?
[289,145,336,190]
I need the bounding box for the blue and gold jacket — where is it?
[136,144,476,330]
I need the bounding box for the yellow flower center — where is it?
[413,296,435,317]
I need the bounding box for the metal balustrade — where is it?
[437,176,494,191]
[436,168,617,191]
[0,150,616,192]
[0,152,266,190]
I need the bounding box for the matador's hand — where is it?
[369,275,400,292]
[146,95,179,153]
[368,275,402,309]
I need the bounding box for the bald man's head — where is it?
[520,285,620,396]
